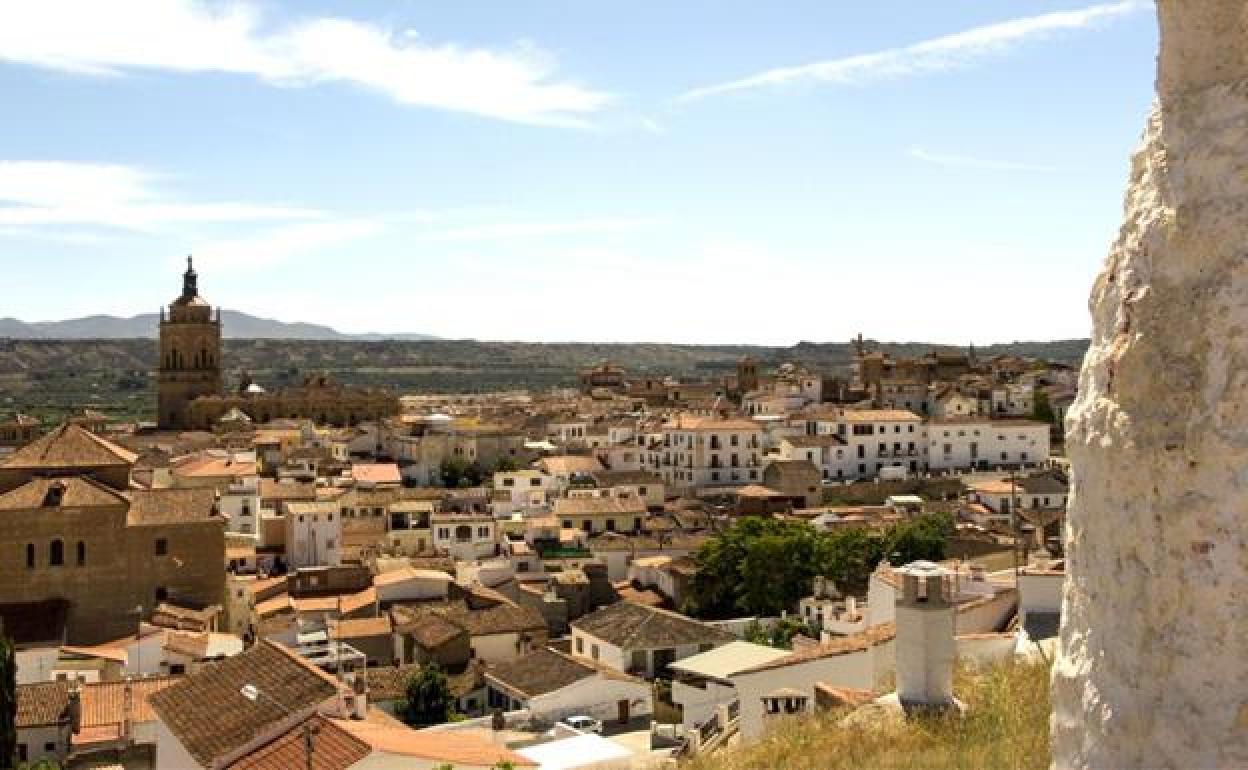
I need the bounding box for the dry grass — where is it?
[688,660,1051,770]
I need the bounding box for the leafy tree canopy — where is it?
[684,512,955,620]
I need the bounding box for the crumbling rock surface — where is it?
[1052,2,1248,768]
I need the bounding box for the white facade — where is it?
[220,479,261,538]
[285,502,343,569]
[927,419,1050,471]
[657,417,764,490]
[432,514,498,561]
[730,639,894,740]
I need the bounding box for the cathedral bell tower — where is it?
[158,256,222,429]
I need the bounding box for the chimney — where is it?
[894,564,956,711]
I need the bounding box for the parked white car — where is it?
[561,715,604,735]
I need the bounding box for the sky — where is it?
[0,0,1159,344]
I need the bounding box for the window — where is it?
[169,664,186,675]
[327,513,333,522]
[155,538,168,556]
[591,644,600,660]
[503,478,515,487]
[17,745,27,763]
[25,543,34,569]
[155,586,168,602]
[49,539,64,567]
[530,478,542,487]
[576,637,584,654]
[326,539,336,550]
[76,541,86,566]
[477,526,490,538]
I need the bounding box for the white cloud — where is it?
[192,220,383,271]
[0,0,609,126]
[679,1,1143,101]
[907,146,1057,172]
[0,160,319,231]
[419,217,660,243]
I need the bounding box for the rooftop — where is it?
[572,601,736,650]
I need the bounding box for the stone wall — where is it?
[1052,2,1248,767]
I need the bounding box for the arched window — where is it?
[25,543,35,569]
[76,541,86,566]
[49,539,64,567]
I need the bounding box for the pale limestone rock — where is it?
[1052,2,1248,768]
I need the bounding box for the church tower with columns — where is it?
[158,257,222,429]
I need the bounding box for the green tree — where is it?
[1033,390,1057,425]
[685,513,956,620]
[0,629,15,770]
[439,457,467,488]
[400,663,454,728]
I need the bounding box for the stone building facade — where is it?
[158,257,223,430]
[0,424,225,644]
[185,374,399,431]
[155,258,399,431]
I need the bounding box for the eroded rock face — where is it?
[1052,2,1248,768]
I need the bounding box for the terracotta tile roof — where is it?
[126,487,218,526]
[173,453,257,479]
[737,623,898,675]
[486,647,598,699]
[225,716,370,770]
[391,609,466,650]
[333,720,537,767]
[148,641,343,768]
[667,417,761,432]
[0,476,130,511]
[814,684,875,710]
[373,567,453,587]
[442,602,546,637]
[338,587,377,616]
[538,455,604,476]
[553,496,647,516]
[734,484,784,498]
[16,681,71,728]
[572,602,735,650]
[842,409,922,423]
[258,480,318,502]
[350,463,402,485]
[331,616,392,640]
[1,422,137,470]
[80,677,181,729]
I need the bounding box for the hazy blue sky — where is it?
[0,0,1158,343]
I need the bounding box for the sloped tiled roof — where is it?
[553,496,647,516]
[126,487,218,526]
[148,641,342,768]
[1,422,137,470]
[16,681,71,728]
[572,602,735,650]
[0,476,130,511]
[225,716,370,770]
[333,720,536,768]
[80,676,181,729]
[486,647,598,699]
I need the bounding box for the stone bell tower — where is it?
[157,256,222,429]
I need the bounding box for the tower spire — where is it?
[182,254,198,298]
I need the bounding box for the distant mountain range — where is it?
[0,311,439,341]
